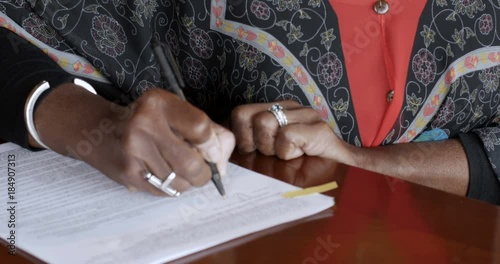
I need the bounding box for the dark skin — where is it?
[30,83,235,196]
[28,83,468,196]
[231,101,469,196]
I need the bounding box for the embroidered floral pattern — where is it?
[134,0,158,20]
[22,13,62,48]
[451,0,485,18]
[478,14,493,35]
[271,0,302,11]
[470,104,484,123]
[182,57,208,89]
[320,29,336,51]
[407,93,423,116]
[420,25,435,47]
[236,42,265,71]
[452,28,466,50]
[479,66,500,93]
[136,80,155,95]
[251,1,271,20]
[332,99,348,118]
[308,0,321,8]
[387,0,500,181]
[436,0,448,7]
[3,0,499,181]
[474,127,500,152]
[286,24,303,44]
[412,49,437,86]
[13,0,28,7]
[91,15,127,58]
[189,29,214,59]
[317,52,342,88]
[432,97,455,127]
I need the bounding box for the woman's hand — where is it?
[231,100,470,196]
[230,100,354,164]
[34,85,235,196]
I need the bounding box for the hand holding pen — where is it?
[144,40,233,197]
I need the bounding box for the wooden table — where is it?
[2,146,500,263]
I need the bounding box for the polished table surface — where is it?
[2,143,500,263]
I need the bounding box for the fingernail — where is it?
[127,186,138,192]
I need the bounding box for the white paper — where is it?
[0,143,333,264]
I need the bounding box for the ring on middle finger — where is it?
[144,171,181,197]
[161,172,180,196]
[268,103,288,127]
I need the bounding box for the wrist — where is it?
[321,134,364,167]
[339,141,365,168]
[27,79,97,149]
[33,82,115,155]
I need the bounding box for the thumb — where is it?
[195,123,235,175]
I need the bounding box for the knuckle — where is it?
[279,127,296,142]
[254,131,275,156]
[284,100,301,108]
[231,105,251,123]
[279,137,294,150]
[135,89,173,114]
[253,112,276,131]
[276,135,297,160]
[255,129,274,145]
[190,113,211,136]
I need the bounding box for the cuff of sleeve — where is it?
[458,133,500,205]
[0,27,75,149]
[0,71,74,149]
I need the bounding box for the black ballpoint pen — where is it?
[152,40,226,197]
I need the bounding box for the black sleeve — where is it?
[0,27,76,148]
[458,133,500,205]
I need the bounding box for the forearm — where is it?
[343,139,469,195]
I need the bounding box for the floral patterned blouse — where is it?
[1,0,499,192]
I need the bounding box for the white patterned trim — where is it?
[210,0,341,136]
[396,46,500,143]
[0,13,110,84]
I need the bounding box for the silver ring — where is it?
[268,103,288,127]
[161,172,179,196]
[144,172,180,197]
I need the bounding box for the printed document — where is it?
[0,143,333,263]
